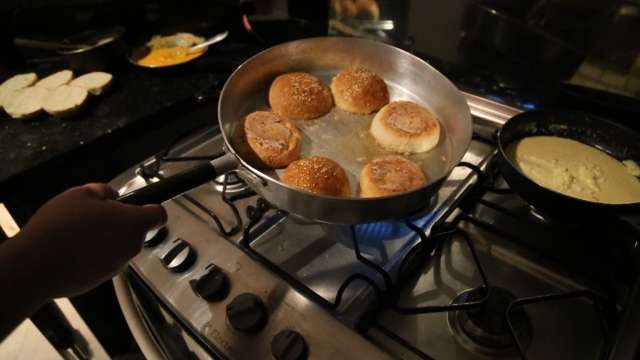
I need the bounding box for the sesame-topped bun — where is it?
[360,155,427,197]
[370,101,441,154]
[244,111,301,168]
[268,72,333,120]
[282,156,351,197]
[330,67,388,114]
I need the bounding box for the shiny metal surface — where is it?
[189,30,229,52]
[112,129,394,359]
[370,180,619,359]
[111,124,491,359]
[245,138,493,327]
[126,200,392,359]
[369,220,609,359]
[464,92,520,127]
[113,276,167,360]
[218,37,473,224]
[112,97,559,359]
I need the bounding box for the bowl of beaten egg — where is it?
[128,32,207,69]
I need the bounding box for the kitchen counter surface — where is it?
[0,40,258,223]
[0,68,219,184]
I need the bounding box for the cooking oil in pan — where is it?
[289,105,451,196]
[233,71,453,197]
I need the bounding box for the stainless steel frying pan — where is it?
[118,37,472,224]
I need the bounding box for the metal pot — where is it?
[14,27,126,72]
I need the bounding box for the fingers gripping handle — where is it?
[117,154,237,205]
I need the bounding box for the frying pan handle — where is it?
[14,38,79,51]
[118,154,237,205]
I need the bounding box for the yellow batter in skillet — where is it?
[506,136,640,204]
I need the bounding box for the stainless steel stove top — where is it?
[111,95,640,360]
[370,204,619,359]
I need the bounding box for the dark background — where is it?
[0,0,639,357]
[0,1,329,358]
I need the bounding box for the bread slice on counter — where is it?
[34,70,74,90]
[43,85,88,117]
[69,72,112,95]
[0,73,38,111]
[4,87,50,119]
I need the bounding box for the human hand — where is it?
[12,183,166,299]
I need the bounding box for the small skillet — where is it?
[497,110,640,219]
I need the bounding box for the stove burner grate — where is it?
[139,162,246,236]
[447,287,532,357]
[137,126,252,236]
[528,205,549,223]
[212,172,249,194]
[362,159,614,359]
[162,147,616,360]
[237,164,494,316]
[240,200,390,312]
[505,290,613,360]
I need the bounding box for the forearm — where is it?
[0,235,49,340]
[0,183,166,340]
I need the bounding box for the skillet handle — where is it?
[118,163,216,205]
[14,38,79,51]
[118,154,237,205]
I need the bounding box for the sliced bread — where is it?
[69,72,112,95]
[0,73,39,111]
[35,70,74,90]
[43,85,88,117]
[4,87,50,119]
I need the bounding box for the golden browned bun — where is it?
[360,155,427,197]
[268,72,333,120]
[354,0,380,20]
[332,0,380,20]
[370,101,440,154]
[244,111,301,168]
[282,156,351,197]
[331,67,389,114]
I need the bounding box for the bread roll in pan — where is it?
[119,37,473,224]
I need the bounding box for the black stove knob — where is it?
[271,329,308,360]
[226,293,267,333]
[190,264,230,302]
[160,239,196,272]
[144,226,168,247]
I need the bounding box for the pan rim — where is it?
[58,26,125,54]
[497,109,640,208]
[218,36,472,201]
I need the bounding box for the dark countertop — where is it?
[0,69,219,183]
[0,41,258,223]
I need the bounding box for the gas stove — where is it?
[111,95,640,360]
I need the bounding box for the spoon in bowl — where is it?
[188,31,229,53]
